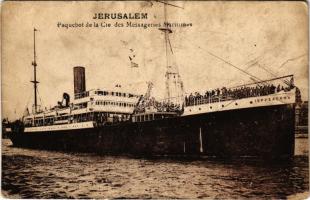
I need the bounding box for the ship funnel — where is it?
[73,66,86,98]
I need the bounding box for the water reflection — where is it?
[2,139,308,199]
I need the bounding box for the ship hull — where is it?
[9,104,295,159]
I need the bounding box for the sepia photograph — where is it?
[1,1,309,199]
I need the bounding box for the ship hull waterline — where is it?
[9,104,295,159]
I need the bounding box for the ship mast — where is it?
[158,1,184,105]
[31,28,39,114]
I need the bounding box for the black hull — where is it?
[9,104,295,159]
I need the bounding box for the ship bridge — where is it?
[72,88,141,115]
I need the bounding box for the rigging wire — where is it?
[205,50,263,82]
[155,0,184,9]
[179,36,297,87]
[36,89,45,111]
[172,30,301,87]
[22,92,32,116]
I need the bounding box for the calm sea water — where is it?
[2,139,309,199]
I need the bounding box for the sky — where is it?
[2,1,308,120]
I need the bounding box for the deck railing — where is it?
[185,75,294,107]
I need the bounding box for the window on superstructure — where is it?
[112,92,115,96]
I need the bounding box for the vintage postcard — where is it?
[1,1,308,199]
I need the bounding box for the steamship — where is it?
[8,23,299,159]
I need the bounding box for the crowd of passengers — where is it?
[185,83,294,106]
[135,97,181,113]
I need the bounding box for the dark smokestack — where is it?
[73,66,86,97]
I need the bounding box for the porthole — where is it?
[210,106,212,109]
[235,103,238,105]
